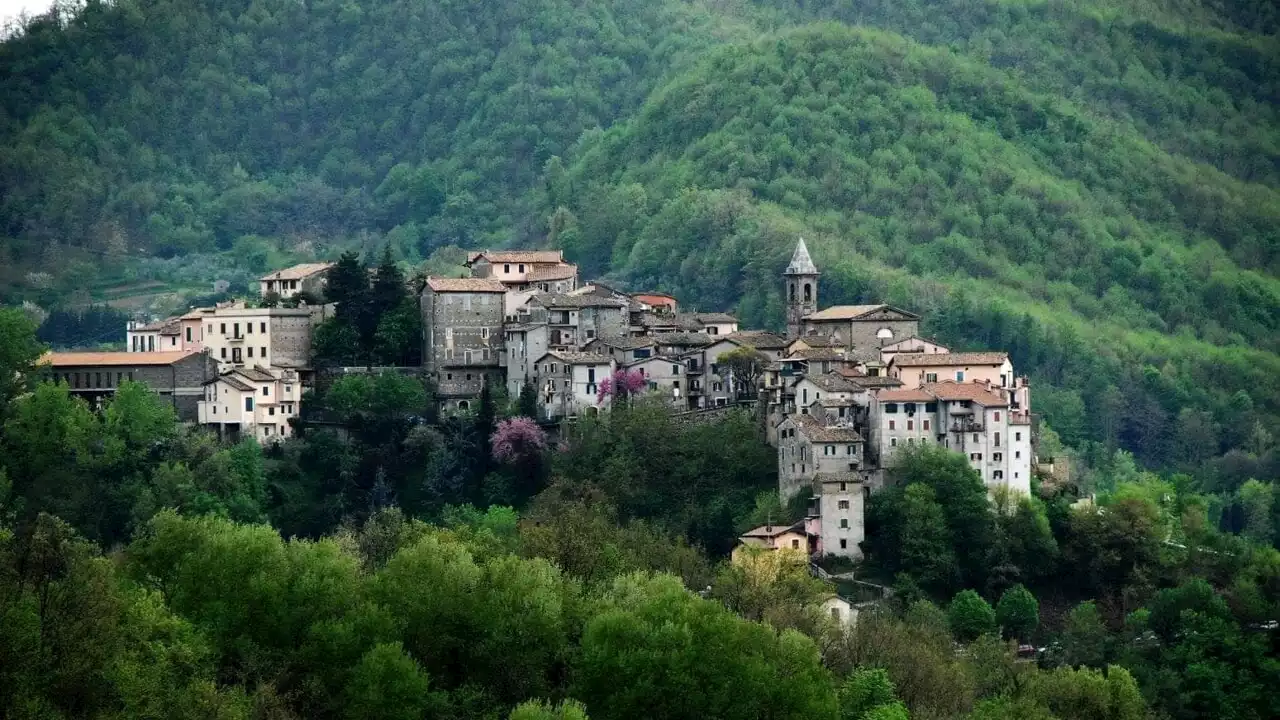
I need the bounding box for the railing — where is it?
[950,421,985,433]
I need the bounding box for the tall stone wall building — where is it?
[40,350,219,421]
[421,277,506,412]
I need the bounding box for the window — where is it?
[233,323,240,337]
[245,397,254,412]
[839,539,848,549]
[825,445,835,455]
[147,336,154,352]
[994,411,1001,422]
[973,433,979,443]
[585,329,595,339]
[550,363,557,373]
[446,373,453,381]
[839,518,849,529]
[884,403,898,413]
[838,500,850,510]
[116,372,123,386]
[993,453,1002,462]
[923,419,931,431]
[518,264,525,272]
[247,347,254,358]
[888,420,895,430]
[907,419,914,430]
[587,368,596,383]
[791,539,800,549]
[672,364,680,375]
[846,445,855,455]
[481,327,489,339]
[95,372,102,388]
[186,327,192,343]
[832,607,841,620]
[994,470,1004,480]
[260,322,266,333]
[925,402,937,412]
[907,438,915,445]
[905,402,915,412]
[269,406,275,416]
[994,432,1001,447]
[673,380,680,390]
[73,372,81,389]
[956,371,965,381]
[634,348,651,359]
[208,324,213,335]
[247,322,253,334]
[1015,432,1022,442]
[465,350,473,364]
[1015,451,1021,459]
[925,372,937,382]
[890,438,898,447]
[504,264,510,273]
[261,347,266,359]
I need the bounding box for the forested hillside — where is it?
[2,0,1278,474]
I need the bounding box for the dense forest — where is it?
[1,309,1278,720]
[1,0,1277,481]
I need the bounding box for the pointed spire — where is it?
[784,237,818,276]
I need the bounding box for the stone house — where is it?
[584,336,660,365]
[530,293,629,347]
[732,521,811,563]
[198,366,302,443]
[259,262,335,300]
[466,250,578,292]
[624,354,686,406]
[502,322,550,400]
[532,350,615,420]
[421,277,506,412]
[776,413,864,502]
[40,350,219,421]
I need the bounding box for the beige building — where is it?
[259,262,335,300]
[197,304,314,372]
[732,521,810,562]
[879,336,950,364]
[198,367,302,443]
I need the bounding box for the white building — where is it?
[197,305,314,372]
[198,367,302,443]
[259,262,335,300]
[532,351,615,420]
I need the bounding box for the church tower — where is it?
[783,237,819,338]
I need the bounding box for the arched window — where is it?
[803,283,812,302]
[457,400,470,410]
[789,283,796,301]
[877,327,894,340]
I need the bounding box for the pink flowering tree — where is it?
[597,369,648,404]
[490,416,549,464]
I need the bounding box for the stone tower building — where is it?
[783,237,819,338]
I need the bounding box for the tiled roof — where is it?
[741,521,806,539]
[535,293,628,309]
[892,351,1008,367]
[526,264,578,281]
[801,373,863,393]
[426,277,507,293]
[876,388,937,403]
[792,335,842,348]
[540,351,612,365]
[654,332,715,347]
[590,336,658,350]
[41,350,199,367]
[881,335,948,351]
[791,413,865,442]
[692,312,738,324]
[467,250,564,265]
[259,262,335,281]
[921,381,1009,407]
[233,367,276,383]
[788,347,849,361]
[725,330,790,349]
[211,374,256,392]
[803,304,887,321]
[846,375,904,389]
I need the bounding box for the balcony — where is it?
[950,420,985,433]
[227,334,245,343]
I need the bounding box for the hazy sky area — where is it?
[1,0,53,25]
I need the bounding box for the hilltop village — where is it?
[40,240,1033,561]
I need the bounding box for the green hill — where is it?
[1,0,1277,473]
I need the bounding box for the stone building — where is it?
[466,250,578,292]
[196,304,314,372]
[776,413,866,559]
[40,350,219,421]
[783,238,820,338]
[198,366,302,443]
[530,293,629,347]
[421,277,506,412]
[259,262,335,300]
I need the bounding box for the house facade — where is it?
[259,262,335,300]
[41,350,219,421]
[533,351,615,420]
[466,250,578,292]
[421,277,506,412]
[198,367,302,442]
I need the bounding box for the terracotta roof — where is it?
[467,250,564,265]
[892,351,1009,367]
[259,262,335,282]
[526,264,578,282]
[741,521,806,539]
[804,304,921,321]
[845,374,904,389]
[800,373,863,393]
[877,388,937,403]
[921,381,1009,407]
[41,350,199,367]
[540,351,612,365]
[725,330,790,350]
[233,367,276,383]
[790,413,865,443]
[426,277,506,293]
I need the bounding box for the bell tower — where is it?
[783,237,819,338]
